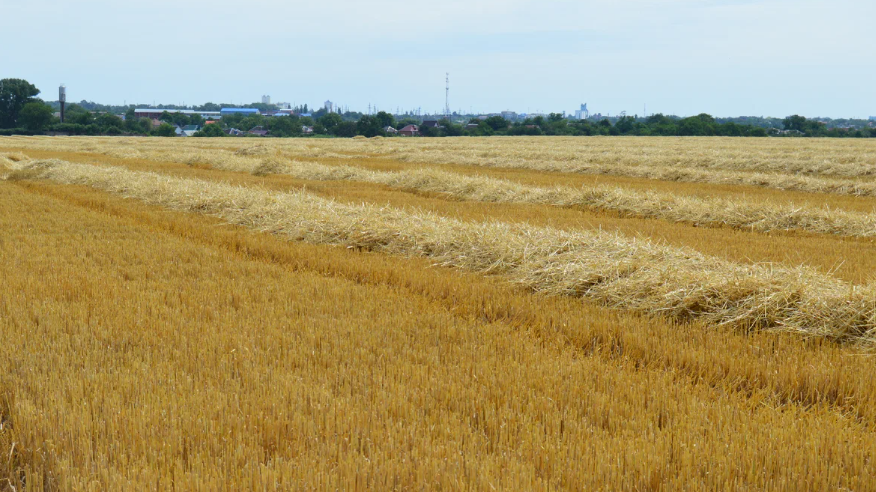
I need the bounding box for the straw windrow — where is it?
[17,142,870,238]
[389,149,876,198]
[252,157,876,239]
[8,158,876,344]
[75,145,876,239]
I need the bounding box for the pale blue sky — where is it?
[2,0,873,117]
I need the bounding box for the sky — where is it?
[2,0,873,118]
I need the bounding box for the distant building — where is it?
[573,104,589,120]
[399,124,419,137]
[180,125,201,137]
[134,108,220,120]
[135,108,193,119]
[261,95,271,105]
[221,108,260,116]
[275,102,291,110]
[501,111,518,121]
[324,100,334,113]
[870,116,876,121]
[302,126,314,134]
[384,126,398,134]
[421,120,441,129]
[465,123,479,130]
[249,126,269,136]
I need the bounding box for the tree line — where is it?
[2,78,874,139]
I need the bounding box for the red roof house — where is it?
[399,124,419,137]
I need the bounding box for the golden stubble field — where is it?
[2,135,876,490]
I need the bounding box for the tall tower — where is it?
[59,84,66,123]
[444,73,451,119]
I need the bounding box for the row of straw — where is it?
[250,157,876,239]
[6,158,876,344]
[7,137,876,197]
[10,135,876,179]
[368,137,876,178]
[96,145,876,239]
[391,149,876,198]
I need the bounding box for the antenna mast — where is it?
[445,73,450,119]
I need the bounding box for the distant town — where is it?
[1,79,875,139]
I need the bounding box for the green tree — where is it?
[678,114,716,136]
[138,118,154,134]
[196,102,221,112]
[193,124,225,137]
[484,116,508,131]
[646,114,672,126]
[18,101,54,132]
[748,127,769,137]
[0,78,40,128]
[239,115,264,130]
[267,115,300,137]
[96,113,124,130]
[319,112,343,133]
[782,115,825,135]
[154,123,177,137]
[374,111,395,129]
[356,115,383,137]
[614,116,636,134]
[221,113,245,128]
[439,118,463,136]
[782,115,808,132]
[64,104,94,126]
[334,121,358,137]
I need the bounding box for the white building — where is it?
[261,95,271,105]
[134,109,220,120]
[275,102,291,110]
[324,100,334,113]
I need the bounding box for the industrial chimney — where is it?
[59,84,66,123]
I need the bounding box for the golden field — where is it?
[2,136,876,490]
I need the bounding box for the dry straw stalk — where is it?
[8,158,876,344]
[39,142,876,239]
[249,156,876,239]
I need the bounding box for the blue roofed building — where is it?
[220,108,261,116]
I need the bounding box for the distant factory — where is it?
[133,107,296,120]
[134,109,220,120]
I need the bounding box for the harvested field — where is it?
[2,136,876,490]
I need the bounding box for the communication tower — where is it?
[444,73,451,119]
